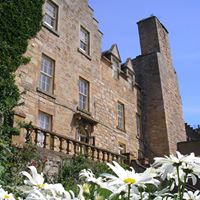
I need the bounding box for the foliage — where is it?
[1,152,200,200]
[1,144,46,188]
[0,0,44,188]
[57,154,115,193]
[0,0,44,136]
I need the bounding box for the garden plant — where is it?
[1,151,200,200]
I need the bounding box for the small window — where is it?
[80,27,90,55]
[79,78,89,111]
[118,143,126,155]
[127,73,135,89]
[44,0,58,31]
[112,58,120,79]
[38,111,52,130]
[136,114,142,137]
[118,102,125,130]
[39,55,54,94]
[37,111,52,147]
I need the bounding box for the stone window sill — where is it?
[43,23,60,37]
[77,48,92,61]
[36,87,56,99]
[77,106,92,116]
[117,126,126,133]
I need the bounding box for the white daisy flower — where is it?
[183,190,200,200]
[0,186,15,200]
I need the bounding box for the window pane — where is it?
[38,112,51,130]
[44,15,55,28]
[42,57,53,76]
[44,0,57,30]
[137,114,141,136]
[80,29,86,42]
[118,103,124,129]
[46,2,56,18]
[79,79,89,110]
[37,112,52,147]
[39,55,54,93]
[80,27,89,54]
[80,41,86,51]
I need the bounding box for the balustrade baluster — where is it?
[102,151,105,162]
[34,129,38,145]
[86,145,90,157]
[107,152,110,162]
[66,140,70,154]
[43,131,47,148]
[79,144,82,154]
[51,135,55,150]
[91,147,95,160]
[111,154,115,162]
[97,149,100,161]
[59,137,63,152]
[116,155,119,162]
[73,142,77,155]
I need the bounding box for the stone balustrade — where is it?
[24,126,130,164]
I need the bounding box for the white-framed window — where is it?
[79,78,89,111]
[118,143,126,155]
[118,102,125,130]
[39,54,54,93]
[37,111,52,147]
[44,0,58,30]
[80,27,90,54]
[112,58,120,79]
[77,130,88,144]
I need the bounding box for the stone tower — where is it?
[133,16,186,159]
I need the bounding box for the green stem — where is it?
[180,172,188,199]
[176,166,182,200]
[128,184,131,200]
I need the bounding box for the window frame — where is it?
[37,111,52,147]
[112,57,120,79]
[78,78,89,111]
[80,26,90,55]
[117,102,125,130]
[39,54,55,94]
[44,0,58,31]
[136,113,142,138]
[38,111,52,131]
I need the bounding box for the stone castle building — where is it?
[13,0,186,163]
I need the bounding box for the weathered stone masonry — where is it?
[14,0,186,161]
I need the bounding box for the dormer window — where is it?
[112,58,120,79]
[127,72,135,89]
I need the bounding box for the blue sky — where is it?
[89,0,200,126]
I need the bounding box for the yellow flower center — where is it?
[4,194,11,199]
[123,177,136,184]
[36,183,45,189]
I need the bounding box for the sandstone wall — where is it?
[15,0,140,158]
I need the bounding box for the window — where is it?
[112,58,120,79]
[127,73,135,89]
[44,0,58,30]
[118,143,126,155]
[80,27,90,54]
[79,78,89,111]
[136,114,142,137]
[37,111,52,147]
[118,102,125,130]
[39,55,54,93]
